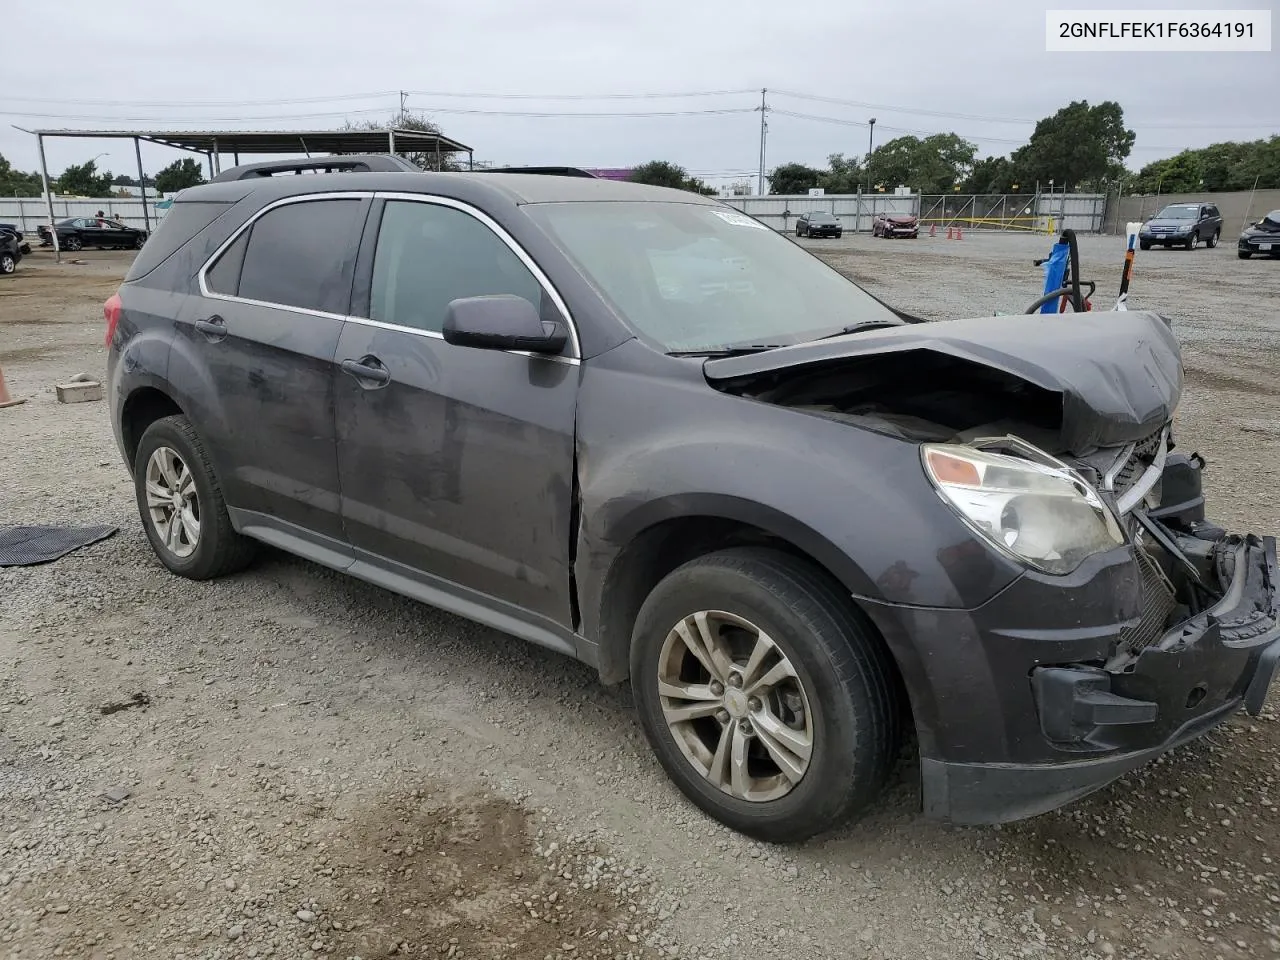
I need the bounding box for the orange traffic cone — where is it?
[945,226,954,240]
[928,223,937,238]
[0,365,25,409]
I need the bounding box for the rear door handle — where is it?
[193,316,227,342]
[341,356,391,388]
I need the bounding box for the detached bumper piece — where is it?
[927,532,1279,824]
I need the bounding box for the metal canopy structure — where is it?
[19,126,475,262]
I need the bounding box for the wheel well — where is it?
[120,387,183,471]
[595,517,903,694]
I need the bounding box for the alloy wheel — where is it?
[144,446,201,558]
[0,254,14,274]
[656,610,814,803]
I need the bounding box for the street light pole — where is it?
[867,118,876,161]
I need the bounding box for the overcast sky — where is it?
[1,0,1274,189]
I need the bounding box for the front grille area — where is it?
[1110,429,1166,500]
[1119,547,1178,652]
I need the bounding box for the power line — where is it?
[772,90,1036,125]
[770,109,1030,146]
[406,88,756,100]
[3,105,755,123]
[411,105,756,119]
[4,91,397,108]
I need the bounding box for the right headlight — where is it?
[922,443,1125,575]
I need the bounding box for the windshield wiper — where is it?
[811,320,902,341]
[668,344,789,357]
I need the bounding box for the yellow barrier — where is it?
[917,216,1056,234]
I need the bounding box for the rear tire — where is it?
[65,236,82,251]
[0,253,15,275]
[630,547,901,843]
[134,235,146,249]
[134,415,256,580]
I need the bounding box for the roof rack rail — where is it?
[477,166,600,178]
[210,154,422,182]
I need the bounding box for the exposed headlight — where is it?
[922,444,1125,575]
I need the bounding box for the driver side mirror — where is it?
[442,295,567,354]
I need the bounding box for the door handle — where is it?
[193,316,227,342]
[341,357,391,388]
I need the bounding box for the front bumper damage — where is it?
[863,445,1280,825]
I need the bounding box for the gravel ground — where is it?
[1,236,1279,960]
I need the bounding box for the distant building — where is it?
[583,168,636,182]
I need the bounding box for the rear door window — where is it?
[235,198,366,315]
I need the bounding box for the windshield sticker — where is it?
[711,209,769,230]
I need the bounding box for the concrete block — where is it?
[56,380,104,403]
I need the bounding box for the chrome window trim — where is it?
[195,190,582,365]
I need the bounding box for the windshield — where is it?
[1155,205,1198,220]
[1263,210,1280,228]
[524,201,900,352]
[809,213,837,222]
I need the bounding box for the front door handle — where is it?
[341,356,391,388]
[194,315,227,342]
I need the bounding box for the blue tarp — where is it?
[1039,241,1070,314]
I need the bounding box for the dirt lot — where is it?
[2,235,1279,960]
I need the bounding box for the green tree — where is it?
[817,153,863,193]
[343,110,462,171]
[963,156,1018,193]
[1010,100,1135,192]
[866,133,976,194]
[629,161,715,195]
[154,158,206,194]
[56,159,114,197]
[0,153,44,196]
[768,162,822,195]
[1131,136,1280,193]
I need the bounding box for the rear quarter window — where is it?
[125,201,239,281]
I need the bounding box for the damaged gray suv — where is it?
[106,157,1280,842]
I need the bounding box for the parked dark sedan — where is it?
[1238,209,1280,259]
[795,211,843,238]
[106,160,1279,843]
[872,212,919,238]
[0,229,23,275]
[38,217,148,251]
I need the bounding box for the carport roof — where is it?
[27,127,472,156]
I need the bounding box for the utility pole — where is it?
[399,90,408,117]
[868,117,876,162]
[756,88,769,196]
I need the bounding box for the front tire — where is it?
[1205,230,1218,249]
[1185,231,1197,250]
[630,547,901,843]
[1238,250,1251,259]
[134,415,256,580]
[1139,239,1152,250]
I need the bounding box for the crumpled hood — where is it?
[704,310,1184,452]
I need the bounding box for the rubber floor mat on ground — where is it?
[0,525,119,567]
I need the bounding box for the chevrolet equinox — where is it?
[106,158,1280,842]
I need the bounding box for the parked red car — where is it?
[872,212,919,239]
